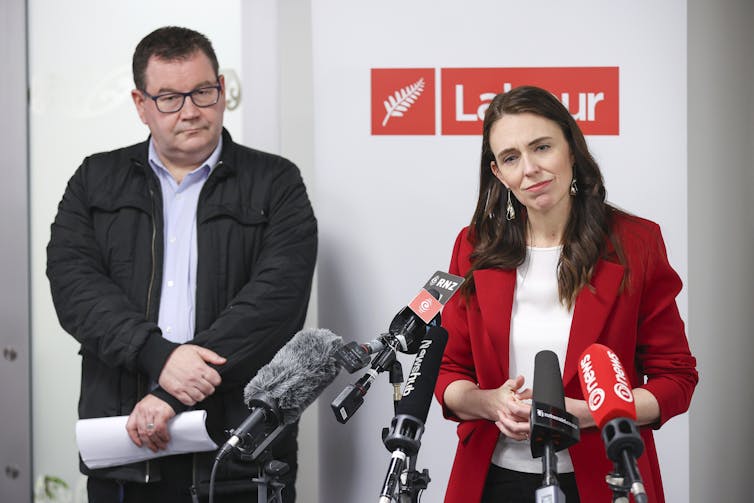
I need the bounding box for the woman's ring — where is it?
[146,422,155,430]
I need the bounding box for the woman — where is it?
[434,86,698,502]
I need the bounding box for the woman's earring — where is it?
[570,178,578,196]
[485,188,495,219]
[506,189,516,221]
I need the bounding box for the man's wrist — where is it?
[136,331,180,381]
[149,388,188,414]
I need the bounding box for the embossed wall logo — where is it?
[371,68,435,135]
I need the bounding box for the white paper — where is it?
[75,410,218,469]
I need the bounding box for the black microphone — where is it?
[529,350,580,502]
[386,295,440,354]
[335,270,464,375]
[334,290,442,375]
[378,326,448,503]
[215,328,342,462]
[334,337,388,374]
[331,272,464,423]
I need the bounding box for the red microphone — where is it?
[577,343,647,503]
[577,343,636,428]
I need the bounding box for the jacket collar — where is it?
[473,268,515,386]
[563,259,623,386]
[128,127,236,178]
[215,128,237,178]
[472,258,624,389]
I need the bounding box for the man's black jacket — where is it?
[46,128,317,487]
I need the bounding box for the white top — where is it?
[490,245,575,473]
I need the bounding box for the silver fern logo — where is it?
[381,78,426,127]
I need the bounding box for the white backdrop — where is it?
[29,1,242,496]
[312,1,689,502]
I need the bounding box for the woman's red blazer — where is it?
[435,213,698,503]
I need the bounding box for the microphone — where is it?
[215,328,342,462]
[334,290,441,376]
[388,283,447,353]
[334,271,465,374]
[334,338,388,374]
[529,350,580,502]
[378,326,448,503]
[331,271,463,423]
[578,343,647,503]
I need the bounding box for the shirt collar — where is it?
[148,136,224,179]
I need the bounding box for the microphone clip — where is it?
[382,414,424,457]
[601,417,648,503]
[529,401,580,459]
[218,393,283,462]
[331,340,402,424]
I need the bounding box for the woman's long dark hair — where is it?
[461,85,624,308]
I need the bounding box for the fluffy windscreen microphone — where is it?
[577,343,637,428]
[217,329,343,462]
[244,328,343,425]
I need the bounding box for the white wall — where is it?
[310,1,690,501]
[687,0,754,501]
[29,1,242,497]
[22,0,754,502]
[240,0,320,498]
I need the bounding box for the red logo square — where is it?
[371,68,435,135]
[408,289,443,324]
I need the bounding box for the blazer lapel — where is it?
[473,268,516,385]
[563,258,624,387]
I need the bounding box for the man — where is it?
[46,26,317,502]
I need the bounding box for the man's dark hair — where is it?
[132,26,219,91]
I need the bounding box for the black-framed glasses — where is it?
[142,83,222,113]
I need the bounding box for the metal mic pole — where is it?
[534,442,566,503]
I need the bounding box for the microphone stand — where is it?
[601,417,648,503]
[379,414,430,503]
[372,356,430,502]
[605,468,631,503]
[535,442,566,503]
[215,400,291,503]
[529,399,579,503]
[398,458,430,503]
[246,422,290,503]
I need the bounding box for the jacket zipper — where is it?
[190,160,223,494]
[139,160,223,486]
[141,182,159,483]
[146,185,158,323]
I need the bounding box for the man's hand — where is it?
[159,344,226,406]
[126,395,176,452]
